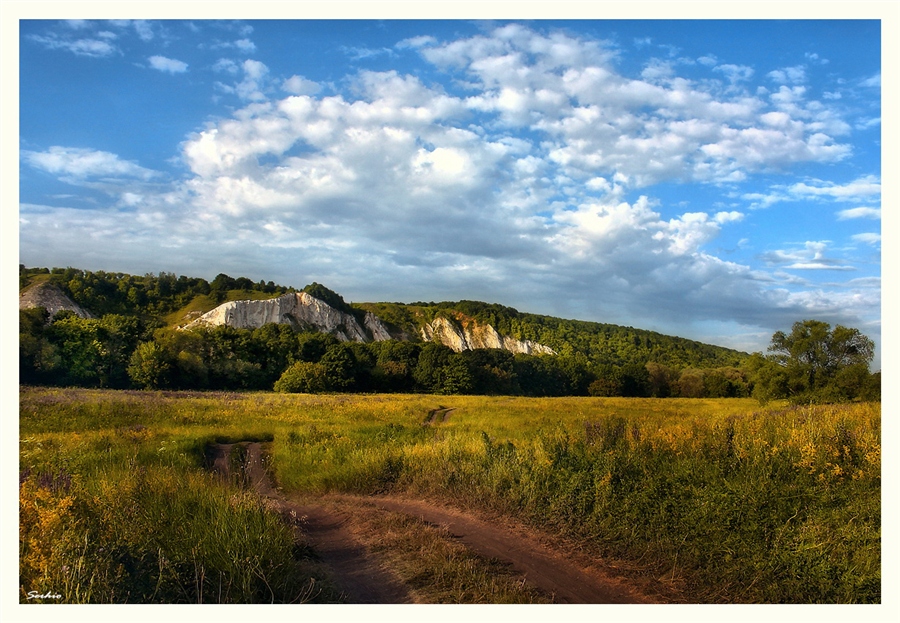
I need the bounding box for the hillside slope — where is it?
[19,266,747,369]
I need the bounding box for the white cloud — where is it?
[759,241,853,271]
[714,64,754,84]
[29,33,117,57]
[235,60,270,101]
[852,233,881,245]
[714,211,744,224]
[397,35,437,49]
[767,65,806,85]
[18,23,879,360]
[415,26,852,189]
[132,20,154,41]
[804,52,828,65]
[22,146,158,181]
[745,176,881,211]
[149,55,188,74]
[282,75,321,96]
[837,207,881,220]
[342,46,395,61]
[789,175,881,201]
[213,58,240,74]
[860,73,880,88]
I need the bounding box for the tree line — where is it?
[19,306,879,402]
[19,266,879,402]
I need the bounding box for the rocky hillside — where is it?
[183,291,555,355]
[19,267,748,370]
[19,282,94,319]
[421,316,555,355]
[184,292,393,342]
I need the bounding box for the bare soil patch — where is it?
[332,494,662,603]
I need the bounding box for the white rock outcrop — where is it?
[19,283,94,319]
[184,292,393,342]
[184,292,556,355]
[420,316,556,355]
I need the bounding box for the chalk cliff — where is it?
[420,316,556,355]
[183,292,393,343]
[183,292,555,355]
[19,282,94,319]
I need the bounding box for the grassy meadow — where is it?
[18,387,881,603]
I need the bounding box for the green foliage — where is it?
[274,361,329,393]
[19,265,288,318]
[318,344,359,391]
[20,267,877,402]
[751,320,878,404]
[301,282,368,326]
[127,342,171,390]
[19,463,331,603]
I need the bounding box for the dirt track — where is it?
[423,406,455,425]
[209,441,663,604]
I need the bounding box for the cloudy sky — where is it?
[15,15,883,363]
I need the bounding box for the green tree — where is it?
[437,354,475,395]
[755,320,876,403]
[274,361,329,393]
[19,307,60,384]
[319,343,359,391]
[128,341,172,389]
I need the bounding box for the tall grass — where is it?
[19,388,880,603]
[394,402,881,602]
[18,388,336,604]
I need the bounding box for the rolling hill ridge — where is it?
[20,266,757,396]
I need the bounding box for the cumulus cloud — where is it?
[768,65,807,84]
[714,63,754,84]
[19,22,880,358]
[282,75,321,95]
[160,24,872,331]
[744,175,881,211]
[149,55,188,74]
[236,60,271,101]
[132,20,154,42]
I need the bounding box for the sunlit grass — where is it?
[19,387,880,603]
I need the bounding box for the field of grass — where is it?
[18,387,880,603]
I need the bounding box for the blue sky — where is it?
[14,14,884,364]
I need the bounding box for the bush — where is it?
[274,361,329,393]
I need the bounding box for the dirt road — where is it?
[209,441,663,604]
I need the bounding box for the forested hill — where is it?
[20,265,752,397]
[20,266,746,367]
[358,300,746,369]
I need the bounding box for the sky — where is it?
[14,13,884,365]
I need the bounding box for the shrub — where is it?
[274,361,328,393]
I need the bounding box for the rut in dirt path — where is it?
[423,406,455,426]
[208,441,661,604]
[341,494,655,604]
[209,442,413,604]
